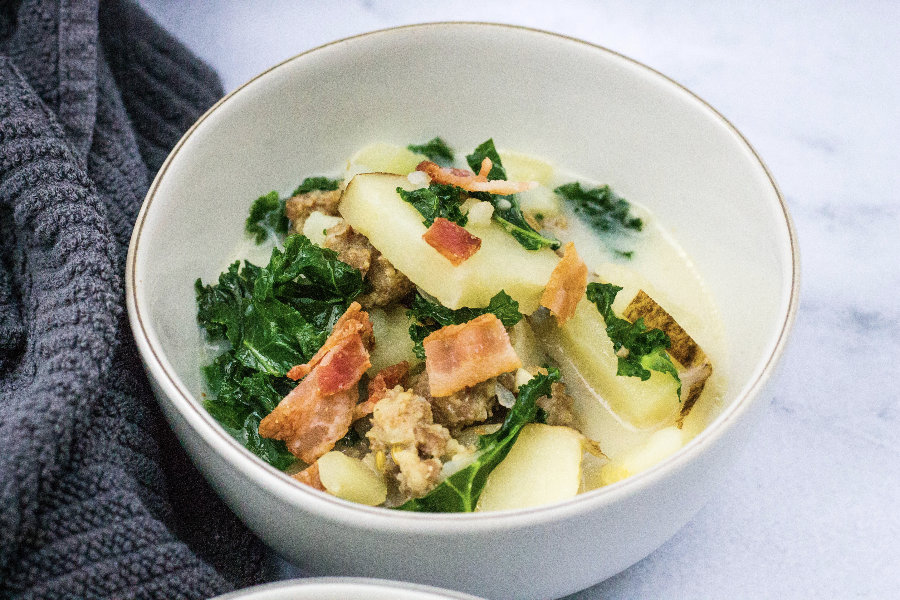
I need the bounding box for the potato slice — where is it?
[623,290,712,420]
[507,320,547,370]
[345,142,426,180]
[476,424,584,511]
[534,298,681,430]
[598,426,685,486]
[498,150,555,185]
[339,173,559,312]
[368,306,419,374]
[317,451,387,506]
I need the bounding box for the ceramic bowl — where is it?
[126,23,798,600]
[211,577,485,600]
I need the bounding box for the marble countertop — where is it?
[139,1,900,598]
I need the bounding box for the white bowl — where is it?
[127,23,798,600]
[211,577,485,600]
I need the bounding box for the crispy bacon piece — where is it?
[416,159,537,195]
[260,302,373,463]
[352,361,410,421]
[294,462,326,491]
[314,333,372,395]
[540,242,588,324]
[259,377,360,463]
[422,217,482,266]
[286,302,373,381]
[423,313,522,397]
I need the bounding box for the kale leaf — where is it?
[466,139,560,251]
[585,282,681,396]
[407,137,455,166]
[291,176,341,196]
[244,177,341,244]
[407,290,523,360]
[196,235,362,376]
[465,138,507,180]
[396,184,468,227]
[554,182,643,234]
[397,368,561,512]
[196,234,364,467]
[202,353,296,470]
[245,191,289,244]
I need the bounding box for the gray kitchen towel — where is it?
[0,0,268,597]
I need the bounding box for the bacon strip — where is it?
[352,361,410,421]
[259,375,360,463]
[422,217,482,266]
[294,462,326,491]
[540,242,588,324]
[416,160,537,195]
[423,313,522,397]
[286,302,373,381]
[314,333,372,395]
[260,303,373,463]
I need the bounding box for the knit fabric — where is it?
[0,1,267,597]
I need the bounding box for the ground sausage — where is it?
[323,221,373,274]
[323,222,414,309]
[366,386,462,499]
[537,381,577,428]
[410,371,499,431]
[285,189,342,233]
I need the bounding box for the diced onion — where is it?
[495,383,517,409]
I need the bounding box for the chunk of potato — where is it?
[598,426,685,486]
[476,424,584,511]
[498,150,555,185]
[623,290,712,421]
[339,173,559,313]
[534,298,682,430]
[507,320,547,371]
[368,306,419,374]
[316,451,387,506]
[344,143,426,181]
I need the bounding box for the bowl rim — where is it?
[126,21,800,529]
[211,576,486,599]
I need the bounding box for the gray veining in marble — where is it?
[139,1,900,597]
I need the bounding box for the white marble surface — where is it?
[139,1,900,598]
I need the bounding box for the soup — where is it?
[195,137,725,512]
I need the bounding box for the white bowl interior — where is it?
[134,23,793,427]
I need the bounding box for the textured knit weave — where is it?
[0,0,268,597]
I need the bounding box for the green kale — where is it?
[585,282,681,396]
[554,182,643,234]
[196,235,362,376]
[266,232,365,300]
[407,290,523,360]
[196,234,364,467]
[466,139,560,251]
[396,184,468,227]
[196,261,256,343]
[465,138,507,180]
[245,190,289,244]
[202,353,296,470]
[397,368,561,512]
[407,136,455,166]
[483,193,561,251]
[291,176,341,196]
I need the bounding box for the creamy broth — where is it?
[540,167,727,460]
